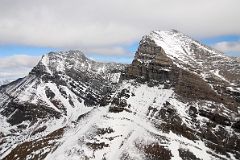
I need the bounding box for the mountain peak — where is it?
[31,50,89,76]
[45,50,86,60]
[141,30,226,69]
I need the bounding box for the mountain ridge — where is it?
[0,30,240,160]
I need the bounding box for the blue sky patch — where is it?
[200,35,240,45]
[0,45,58,57]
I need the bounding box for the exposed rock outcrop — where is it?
[125,37,173,82]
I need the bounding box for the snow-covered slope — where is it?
[144,30,240,84]
[44,81,239,160]
[144,30,225,67]
[0,31,240,160]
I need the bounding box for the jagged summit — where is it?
[43,50,86,59]
[142,30,226,67]
[35,50,88,73]
[38,50,87,69]
[31,50,126,79]
[135,30,240,84]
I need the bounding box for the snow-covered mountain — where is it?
[0,30,240,160]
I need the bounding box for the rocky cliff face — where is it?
[125,36,173,83]
[0,31,240,160]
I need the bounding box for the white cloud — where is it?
[0,55,40,68]
[0,0,239,55]
[0,55,40,81]
[0,0,239,83]
[212,41,240,53]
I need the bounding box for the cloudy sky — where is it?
[0,0,240,82]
